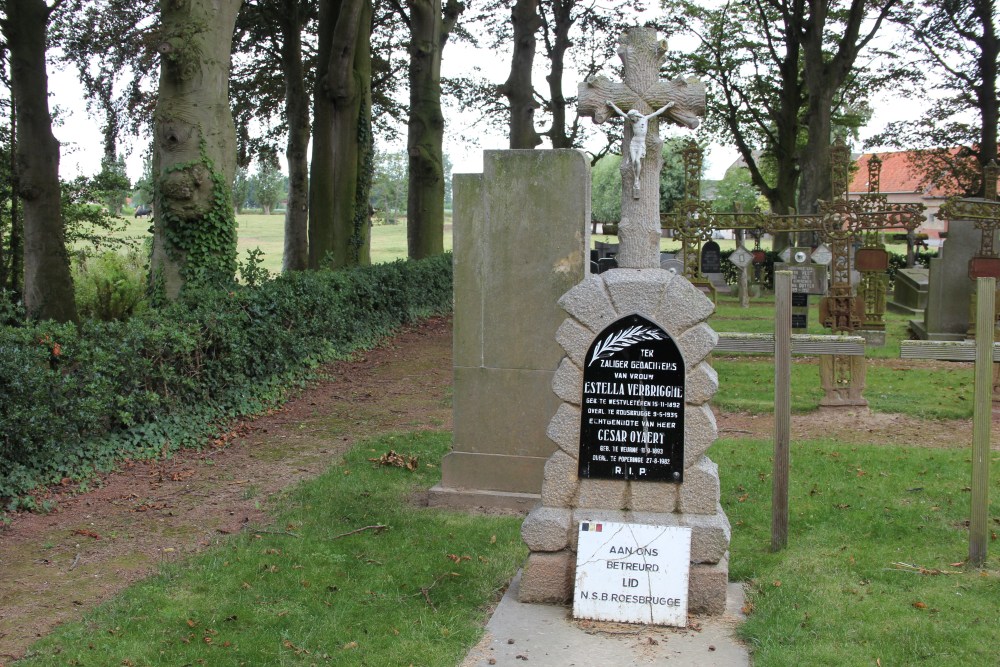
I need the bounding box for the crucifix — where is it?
[578,27,706,269]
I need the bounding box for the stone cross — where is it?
[578,27,705,269]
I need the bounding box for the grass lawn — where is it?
[94,213,453,276]
[16,431,525,666]
[708,293,975,419]
[715,436,1000,665]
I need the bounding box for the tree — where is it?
[454,0,645,155]
[308,0,373,269]
[253,162,285,214]
[94,155,130,215]
[232,0,317,271]
[149,0,242,297]
[370,149,408,224]
[662,0,904,219]
[2,0,78,322]
[869,0,998,197]
[53,0,160,164]
[232,166,251,215]
[712,164,764,213]
[590,137,695,223]
[399,0,464,260]
[500,0,542,148]
[0,63,22,296]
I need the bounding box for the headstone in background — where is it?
[701,240,731,295]
[700,240,722,273]
[911,219,994,340]
[429,150,590,511]
[775,247,828,331]
[888,268,929,317]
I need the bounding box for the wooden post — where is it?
[970,276,995,566]
[772,271,791,551]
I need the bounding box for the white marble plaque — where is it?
[573,521,691,626]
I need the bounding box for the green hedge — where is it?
[0,255,453,509]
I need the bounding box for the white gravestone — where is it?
[574,521,692,626]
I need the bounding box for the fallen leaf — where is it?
[912,601,927,609]
[343,641,358,650]
[72,529,101,540]
[772,580,782,587]
[186,619,196,628]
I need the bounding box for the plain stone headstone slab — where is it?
[911,219,994,340]
[431,150,591,510]
[888,267,929,316]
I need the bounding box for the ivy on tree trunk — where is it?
[150,0,242,298]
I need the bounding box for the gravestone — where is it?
[700,241,722,273]
[775,248,828,331]
[888,268,929,317]
[700,241,731,295]
[429,150,590,510]
[911,219,996,340]
[519,27,728,619]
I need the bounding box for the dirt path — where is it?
[0,316,453,662]
[0,316,987,661]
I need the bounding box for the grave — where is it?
[700,240,731,294]
[518,27,729,619]
[887,268,929,317]
[910,219,993,340]
[774,246,829,331]
[429,150,590,511]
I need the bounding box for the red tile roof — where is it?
[849,151,957,197]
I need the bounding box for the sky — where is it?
[48,20,921,186]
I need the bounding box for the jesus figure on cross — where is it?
[607,100,675,193]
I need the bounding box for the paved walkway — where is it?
[461,574,751,666]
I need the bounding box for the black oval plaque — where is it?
[578,314,685,482]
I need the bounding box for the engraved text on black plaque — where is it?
[579,314,685,482]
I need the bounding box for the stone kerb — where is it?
[519,268,729,614]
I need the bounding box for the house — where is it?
[848,150,960,242]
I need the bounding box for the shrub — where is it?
[73,250,149,321]
[0,254,454,508]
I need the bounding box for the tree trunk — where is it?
[280,0,311,272]
[4,0,78,322]
[543,0,573,148]
[974,0,998,190]
[150,0,242,298]
[309,0,373,269]
[502,0,542,149]
[406,0,462,260]
[797,87,836,213]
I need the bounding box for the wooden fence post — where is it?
[772,271,791,551]
[969,276,995,566]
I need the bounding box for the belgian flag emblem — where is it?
[580,522,603,532]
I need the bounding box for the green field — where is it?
[100,213,454,275]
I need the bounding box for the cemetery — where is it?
[2,2,999,666]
